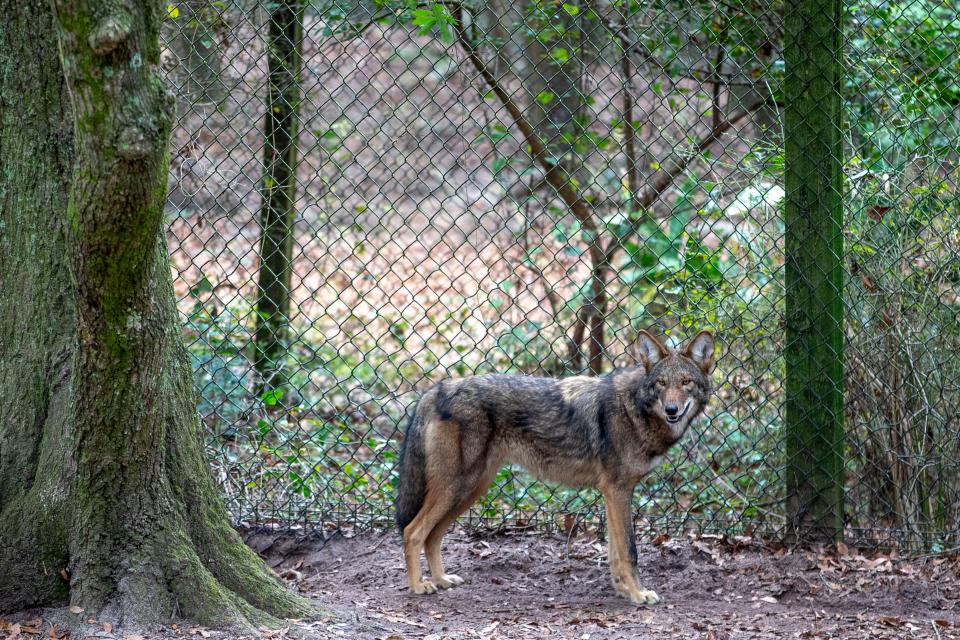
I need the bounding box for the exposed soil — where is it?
[4,529,959,639]
[247,528,960,639]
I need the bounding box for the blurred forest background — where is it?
[159,0,959,551]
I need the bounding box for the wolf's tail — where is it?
[395,403,427,533]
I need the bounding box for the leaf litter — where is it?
[4,530,959,639]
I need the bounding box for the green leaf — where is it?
[562,3,580,16]
[410,5,456,43]
[260,388,285,407]
[167,3,180,19]
[536,91,555,105]
[188,275,213,298]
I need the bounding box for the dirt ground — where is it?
[4,529,959,640]
[249,528,960,639]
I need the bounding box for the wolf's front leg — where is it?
[601,486,660,605]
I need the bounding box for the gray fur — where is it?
[395,331,716,604]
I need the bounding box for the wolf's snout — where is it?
[664,403,679,416]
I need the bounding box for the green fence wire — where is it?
[161,0,960,552]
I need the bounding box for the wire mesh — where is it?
[160,0,960,552]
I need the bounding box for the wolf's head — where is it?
[633,330,715,432]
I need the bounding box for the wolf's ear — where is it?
[634,330,670,368]
[683,331,715,373]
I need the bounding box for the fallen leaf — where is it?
[378,614,425,628]
[21,619,43,634]
[879,615,904,627]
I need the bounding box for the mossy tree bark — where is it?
[253,0,303,394]
[783,0,845,544]
[0,0,312,629]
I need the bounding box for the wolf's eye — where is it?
[681,379,692,386]
[655,379,665,387]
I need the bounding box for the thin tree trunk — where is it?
[586,268,609,375]
[253,0,304,394]
[0,1,311,629]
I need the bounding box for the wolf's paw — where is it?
[434,574,464,589]
[615,583,660,605]
[410,580,438,595]
[628,589,660,605]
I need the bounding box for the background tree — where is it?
[447,2,780,374]
[163,0,228,106]
[0,0,311,628]
[253,0,305,394]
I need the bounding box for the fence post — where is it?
[784,0,845,544]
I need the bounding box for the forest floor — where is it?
[4,529,959,640]
[252,528,960,639]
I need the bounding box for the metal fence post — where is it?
[784,0,845,544]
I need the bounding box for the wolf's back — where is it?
[395,398,428,533]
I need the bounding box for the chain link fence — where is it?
[160,0,960,552]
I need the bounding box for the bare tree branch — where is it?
[619,21,641,217]
[453,4,611,373]
[453,5,778,373]
[601,94,781,264]
[451,5,604,271]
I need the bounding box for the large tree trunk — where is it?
[0,0,311,630]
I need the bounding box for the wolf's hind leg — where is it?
[403,420,467,595]
[404,487,457,594]
[425,467,498,589]
[601,485,660,605]
[423,504,463,589]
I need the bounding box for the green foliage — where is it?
[171,0,958,547]
[410,5,455,43]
